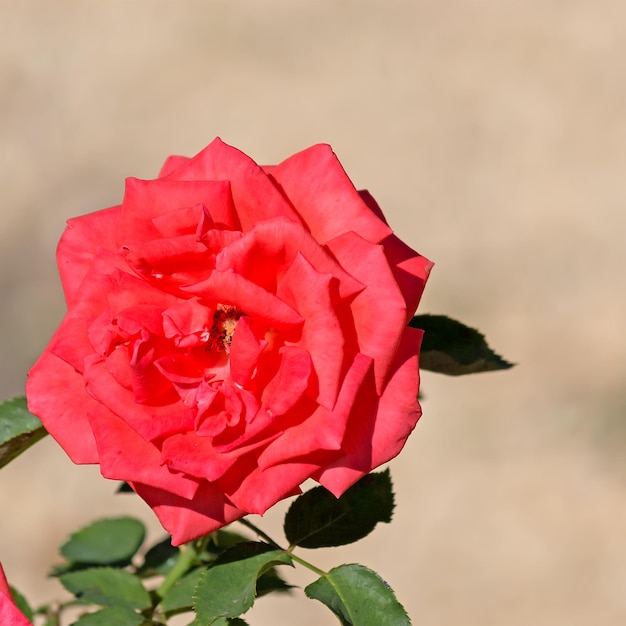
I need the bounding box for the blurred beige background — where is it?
[1,1,625,624]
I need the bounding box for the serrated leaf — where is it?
[410,314,514,375]
[305,564,410,626]
[0,397,47,469]
[137,536,179,577]
[71,606,144,626]
[284,470,394,549]
[59,567,151,611]
[60,517,146,566]
[161,567,205,613]
[194,542,292,624]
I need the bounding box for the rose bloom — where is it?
[27,139,432,545]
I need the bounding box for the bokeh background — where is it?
[1,1,625,624]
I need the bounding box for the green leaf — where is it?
[60,517,146,566]
[410,314,514,375]
[194,542,292,624]
[71,606,145,626]
[161,567,205,613]
[137,536,179,577]
[59,567,151,611]
[284,470,394,549]
[9,586,33,621]
[256,568,294,597]
[0,397,47,469]
[305,564,410,626]
[206,529,251,555]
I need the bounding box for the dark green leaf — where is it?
[9,586,33,621]
[410,314,514,375]
[194,542,292,624]
[60,518,146,566]
[59,568,151,610]
[0,397,47,469]
[305,564,410,626]
[71,606,144,626]
[161,567,205,613]
[206,529,251,555]
[116,482,134,493]
[284,470,394,549]
[137,537,179,577]
[256,568,294,597]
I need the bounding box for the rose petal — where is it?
[184,269,303,330]
[26,352,99,463]
[121,234,215,287]
[220,457,318,515]
[57,207,121,307]
[229,316,267,387]
[130,480,245,546]
[257,352,372,471]
[84,356,195,441]
[261,346,312,418]
[265,144,393,244]
[0,564,32,626]
[0,594,32,626]
[87,405,200,499]
[121,178,235,241]
[277,253,346,409]
[216,217,363,300]
[379,233,433,321]
[164,137,298,230]
[325,231,407,393]
[158,154,191,178]
[315,326,422,495]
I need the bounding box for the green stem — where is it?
[238,518,327,577]
[238,517,284,550]
[288,552,327,577]
[155,543,198,599]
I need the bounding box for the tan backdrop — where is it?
[1,1,625,625]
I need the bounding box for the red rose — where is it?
[0,563,32,626]
[27,139,432,545]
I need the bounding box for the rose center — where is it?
[206,304,241,353]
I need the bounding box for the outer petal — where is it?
[220,458,317,515]
[159,154,191,178]
[0,594,32,626]
[325,231,407,393]
[380,233,433,321]
[315,326,423,495]
[0,563,30,626]
[57,206,121,307]
[266,144,393,245]
[131,481,246,546]
[87,405,200,499]
[163,137,298,230]
[26,352,99,463]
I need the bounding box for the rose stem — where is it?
[155,536,206,599]
[238,518,327,577]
